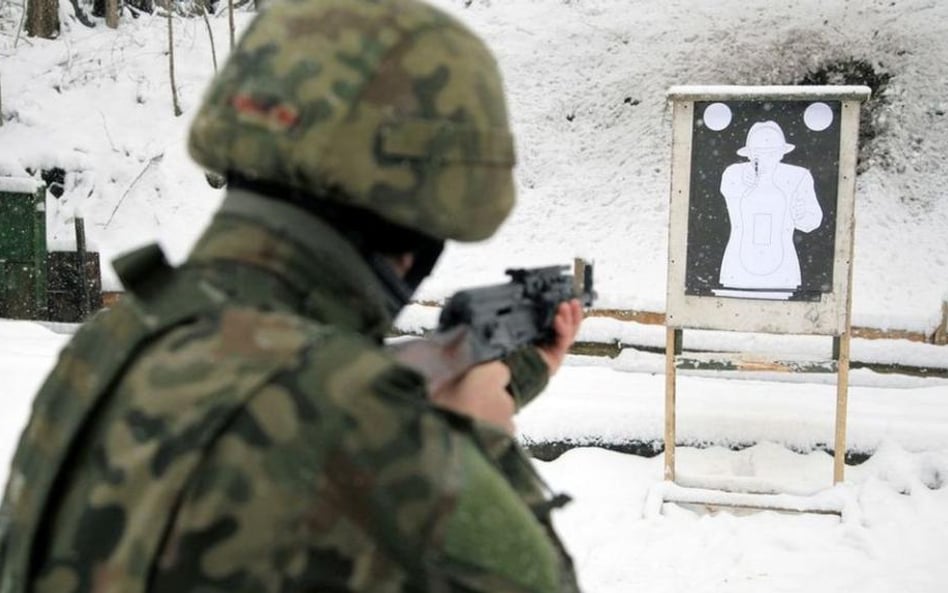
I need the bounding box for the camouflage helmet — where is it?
[189,0,516,242]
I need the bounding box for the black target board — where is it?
[685,100,841,301]
[665,86,868,335]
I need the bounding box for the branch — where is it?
[165,3,182,116]
[13,0,26,47]
[200,0,217,73]
[104,153,164,228]
[66,0,95,27]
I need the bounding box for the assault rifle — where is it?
[391,264,595,393]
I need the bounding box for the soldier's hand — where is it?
[536,299,583,376]
[431,361,516,435]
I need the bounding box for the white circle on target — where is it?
[703,102,732,131]
[804,102,834,131]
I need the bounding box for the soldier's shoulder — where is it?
[195,305,419,402]
[272,314,420,404]
[232,307,393,367]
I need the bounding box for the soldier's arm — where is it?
[321,347,571,592]
[504,348,550,410]
[148,332,571,593]
[506,300,583,410]
[428,300,583,429]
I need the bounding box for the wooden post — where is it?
[664,327,681,481]
[833,99,859,485]
[833,332,851,483]
[933,301,948,345]
[32,185,48,318]
[105,0,118,28]
[228,0,235,50]
[75,218,90,319]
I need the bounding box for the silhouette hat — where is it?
[737,121,795,156]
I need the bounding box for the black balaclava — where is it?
[228,174,444,317]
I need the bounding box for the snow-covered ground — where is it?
[2,319,947,592]
[2,0,948,591]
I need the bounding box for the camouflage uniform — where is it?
[0,0,582,591]
[0,188,579,592]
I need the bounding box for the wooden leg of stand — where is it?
[833,332,851,484]
[665,327,679,482]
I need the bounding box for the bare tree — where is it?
[105,0,118,27]
[14,0,27,47]
[26,0,59,38]
[201,0,217,73]
[228,0,234,49]
[165,2,182,116]
[66,0,95,27]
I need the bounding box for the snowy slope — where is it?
[427,0,948,335]
[2,0,946,335]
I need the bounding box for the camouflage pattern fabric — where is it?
[0,189,580,593]
[189,0,517,242]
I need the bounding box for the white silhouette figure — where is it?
[716,121,823,297]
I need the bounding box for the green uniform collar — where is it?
[186,188,393,341]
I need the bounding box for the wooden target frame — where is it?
[663,86,870,504]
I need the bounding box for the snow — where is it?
[424,0,948,336]
[2,0,948,591]
[518,359,948,455]
[666,85,872,100]
[400,304,948,370]
[539,444,948,593]
[0,322,69,482]
[0,176,43,194]
[4,318,948,592]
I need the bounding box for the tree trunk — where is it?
[105,0,118,27]
[26,0,60,39]
[201,0,218,73]
[228,0,234,49]
[166,5,182,116]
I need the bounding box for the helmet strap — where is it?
[367,236,443,318]
[368,253,417,318]
[226,173,444,317]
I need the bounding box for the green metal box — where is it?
[0,178,48,319]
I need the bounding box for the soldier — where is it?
[0,1,584,592]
